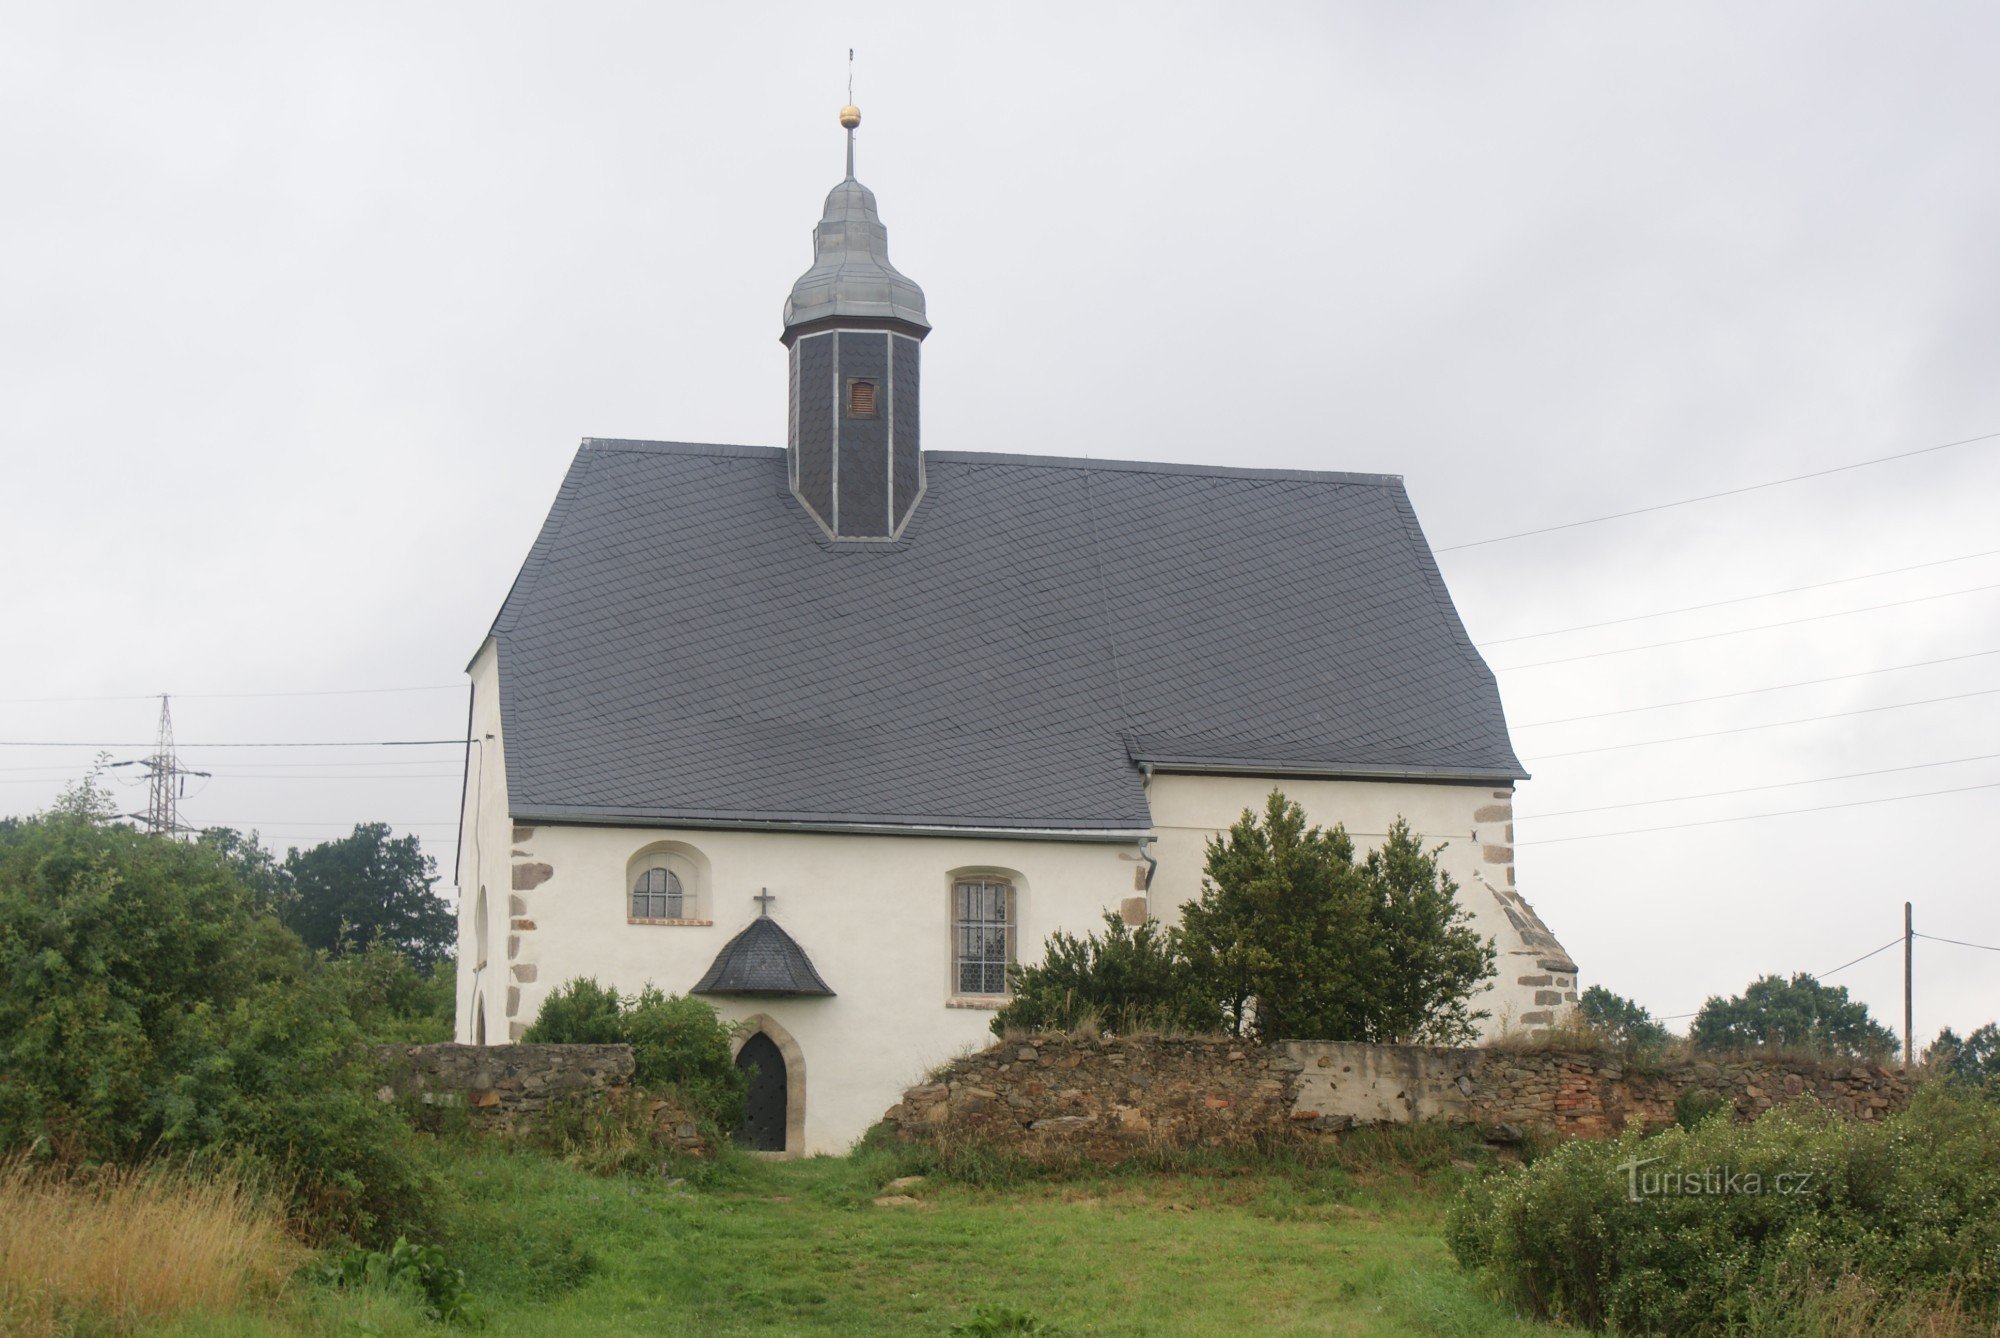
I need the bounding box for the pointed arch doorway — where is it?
[731,1015,806,1157]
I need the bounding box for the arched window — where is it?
[952,876,1017,997]
[472,885,489,969]
[632,866,685,920]
[626,843,711,925]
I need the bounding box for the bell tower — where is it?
[782,102,929,540]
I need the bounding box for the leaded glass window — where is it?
[632,867,684,920]
[954,879,1013,996]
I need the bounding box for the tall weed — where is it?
[0,1156,301,1333]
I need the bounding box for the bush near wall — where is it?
[0,810,436,1244]
[520,980,746,1134]
[1446,1086,2000,1334]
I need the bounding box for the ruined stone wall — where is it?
[882,1035,1299,1157]
[1287,1042,1912,1140]
[370,1043,708,1154]
[880,1035,1914,1157]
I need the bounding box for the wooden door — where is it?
[734,1032,788,1151]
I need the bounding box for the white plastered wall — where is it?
[453,639,515,1048]
[1143,772,1577,1039]
[455,639,1576,1150]
[485,820,1142,1155]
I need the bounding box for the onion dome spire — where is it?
[782,102,929,337]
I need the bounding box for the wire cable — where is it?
[1511,650,2000,727]
[0,738,471,749]
[1495,583,2000,671]
[1915,932,2000,953]
[1437,428,2000,553]
[1591,936,1946,1025]
[1817,937,1904,980]
[1514,779,2000,845]
[0,683,465,706]
[1481,549,2000,646]
[1519,753,2000,818]
[1526,688,2000,761]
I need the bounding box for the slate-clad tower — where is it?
[783,104,929,540]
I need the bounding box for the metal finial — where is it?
[841,49,859,179]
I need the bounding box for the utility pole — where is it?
[117,695,209,837]
[1904,901,1914,1073]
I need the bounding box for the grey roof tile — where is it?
[490,440,1523,832]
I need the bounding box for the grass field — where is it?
[140,1132,1549,1337]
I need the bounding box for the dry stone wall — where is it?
[881,1035,1913,1158]
[371,1042,708,1154]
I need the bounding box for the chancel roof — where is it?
[488,440,1524,835]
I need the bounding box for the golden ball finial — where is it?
[839,104,862,130]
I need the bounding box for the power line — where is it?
[1437,428,2000,554]
[196,820,459,829]
[1495,583,2000,671]
[1915,931,2000,953]
[0,683,464,706]
[1514,779,2000,846]
[1519,753,2000,819]
[1511,650,2000,727]
[1817,937,1905,980]
[197,772,465,781]
[1658,928,1999,1023]
[1479,548,2000,646]
[0,738,470,749]
[1525,687,2000,761]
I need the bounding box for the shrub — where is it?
[1000,794,1496,1045]
[1672,1087,1729,1131]
[1177,795,1494,1043]
[523,980,746,1130]
[0,811,436,1244]
[1447,1086,2000,1333]
[621,987,747,1131]
[992,913,1212,1037]
[319,1235,479,1326]
[325,942,456,1043]
[521,978,626,1046]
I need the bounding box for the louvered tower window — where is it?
[632,867,684,920]
[846,378,878,418]
[953,879,1015,996]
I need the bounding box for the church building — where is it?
[455,104,1576,1156]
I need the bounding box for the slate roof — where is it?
[488,440,1523,835]
[691,915,836,997]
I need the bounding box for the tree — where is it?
[0,807,434,1242]
[1576,984,1672,1051]
[1175,792,1494,1045]
[1360,817,1500,1046]
[1691,973,1898,1060]
[991,912,1214,1036]
[1929,1023,2000,1087]
[280,822,455,968]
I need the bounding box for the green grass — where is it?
[159,1135,1551,1336]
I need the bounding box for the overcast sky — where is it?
[3,2,1996,1042]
